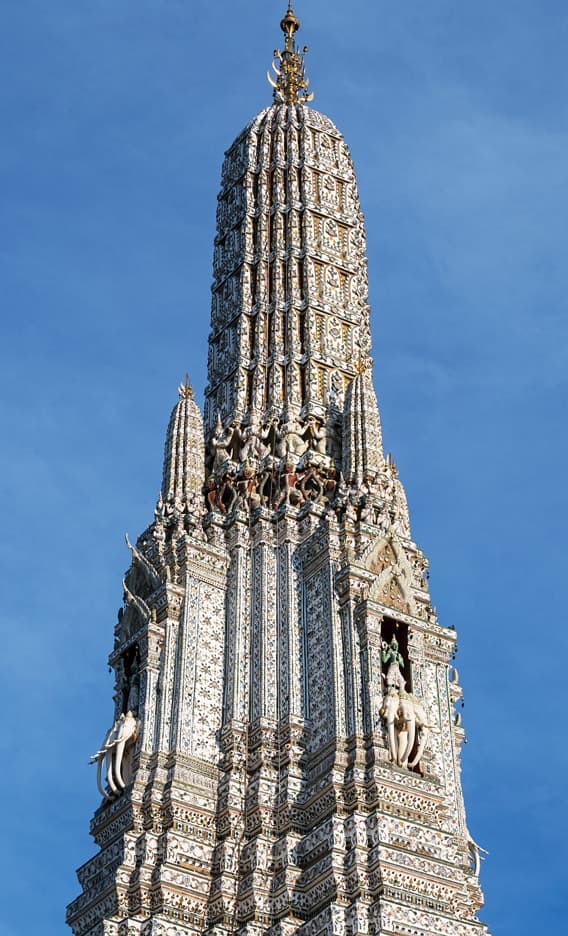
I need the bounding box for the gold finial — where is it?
[267,3,314,106]
[281,2,300,43]
[386,452,398,477]
[178,373,194,400]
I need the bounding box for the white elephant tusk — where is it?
[403,720,416,768]
[113,740,126,790]
[469,840,481,877]
[105,749,118,795]
[409,727,428,768]
[387,722,398,763]
[397,727,409,767]
[95,755,110,800]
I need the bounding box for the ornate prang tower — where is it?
[68,6,491,936]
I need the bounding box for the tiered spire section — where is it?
[205,13,374,513]
[206,39,371,441]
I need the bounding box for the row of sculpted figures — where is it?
[206,410,341,514]
[209,410,342,471]
[204,410,410,531]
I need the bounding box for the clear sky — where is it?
[0,1,566,932]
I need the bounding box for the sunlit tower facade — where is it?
[68,7,491,935]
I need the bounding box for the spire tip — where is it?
[267,3,314,105]
[178,374,194,400]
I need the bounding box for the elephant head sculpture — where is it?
[380,687,431,770]
[90,710,138,800]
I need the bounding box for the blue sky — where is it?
[0,1,567,932]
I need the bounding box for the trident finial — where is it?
[267,3,314,105]
[178,373,194,400]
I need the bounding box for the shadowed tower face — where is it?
[68,7,491,936]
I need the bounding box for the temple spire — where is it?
[267,2,314,104]
[69,9,491,934]
[160,375,205,509]
[342,363,384,487]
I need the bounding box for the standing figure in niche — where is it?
[382,636,406,690]
[126,657,140,714]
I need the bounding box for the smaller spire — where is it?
[342,368,384,486]
[267,2,314,105]
[161,376,205,509]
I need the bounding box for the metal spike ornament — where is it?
[178,373,194,399]
[267,2,314,104]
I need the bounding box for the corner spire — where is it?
[161,376,205,510]
[342,368,384,486]
[267,2,314,105]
